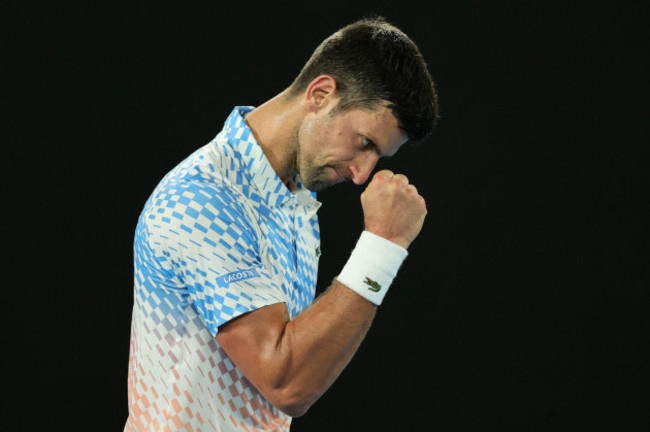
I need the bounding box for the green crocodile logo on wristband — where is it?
[364,277,382,292]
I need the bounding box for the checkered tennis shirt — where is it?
[125,107,321,431]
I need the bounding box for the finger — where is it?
[373,169,394,181]
[392,174,409,186]
[375,170,395,179]
[406,184,418,195]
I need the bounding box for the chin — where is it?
[304,181,327,193]
[303,177,337,193]
[300,164,344,192]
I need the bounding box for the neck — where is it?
[244,90,304,188]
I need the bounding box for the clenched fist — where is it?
[360,170,427,249]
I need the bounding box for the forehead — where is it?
[334,103,408,156]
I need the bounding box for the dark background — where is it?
[5,0,648,430]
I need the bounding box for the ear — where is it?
[303,75,338,112]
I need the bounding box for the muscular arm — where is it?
[216,281,376,417]
[216,170,426,417]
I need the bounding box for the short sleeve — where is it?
[142,179,286,336]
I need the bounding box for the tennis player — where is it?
[125,17,439,431]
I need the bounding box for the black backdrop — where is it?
[5,1,648,431]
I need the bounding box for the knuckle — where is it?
[392,174,409,185]
[375,169,394,180]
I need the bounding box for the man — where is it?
[125,17,439,431]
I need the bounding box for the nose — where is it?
[349,152,379,185]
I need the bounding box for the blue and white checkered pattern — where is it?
[125,107,321,431]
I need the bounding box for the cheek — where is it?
[301,117,331,154]
[299,114,356,165]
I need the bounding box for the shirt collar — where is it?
[221,106,321,213]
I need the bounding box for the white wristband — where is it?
[336,231,408,305]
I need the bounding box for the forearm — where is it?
[278,280,377,411]
[216,280,377,417]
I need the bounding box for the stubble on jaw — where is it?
[289,111,343,192]
[292,134,335,192]
[288,120,324,192]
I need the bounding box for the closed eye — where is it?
[362,137,383,157]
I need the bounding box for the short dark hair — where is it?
[287,17,440,143]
